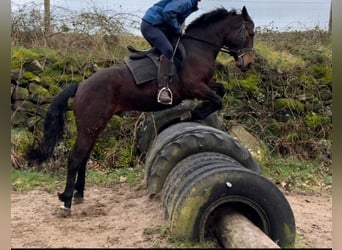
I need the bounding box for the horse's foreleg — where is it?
[209,81,226,98]
[191,101,216,120]
[191,82,226,120]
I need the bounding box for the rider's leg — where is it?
[141,20,175,104]
[157,54,174,104]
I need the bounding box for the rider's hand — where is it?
[182,28,186,36]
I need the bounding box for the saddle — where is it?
[124,42,185,85]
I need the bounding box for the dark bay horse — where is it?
[26,6,255,212]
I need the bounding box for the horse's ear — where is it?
[242,6,250,20]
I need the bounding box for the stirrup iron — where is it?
[157,87,173,105]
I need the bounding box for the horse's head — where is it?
[183,7,255,71]
[226,6,255,72]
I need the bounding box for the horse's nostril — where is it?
[240,64,250,72]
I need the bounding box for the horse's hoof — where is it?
[180,111,192,121]
[73,196,84,204]
[59,205,72,217]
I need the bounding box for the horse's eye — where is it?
[248,30,255,37]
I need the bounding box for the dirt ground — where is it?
[11,181,332,248]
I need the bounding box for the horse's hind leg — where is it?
[58,131,100,210]
[73,161,86,204]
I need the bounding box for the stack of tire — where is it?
[136,100,296,248]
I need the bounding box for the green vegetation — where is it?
[10,6,332,246]
[11,168,63,192]
[86,165,144,186]
[11,28,332,191]
[260,156,331,193]
[11,164,144,192]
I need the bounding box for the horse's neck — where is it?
[184,14,239,57]
[183,31,222,61]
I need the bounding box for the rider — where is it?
[141,0,201,105]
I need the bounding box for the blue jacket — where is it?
[142,0,199,35]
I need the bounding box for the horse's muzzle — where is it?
[236,51,254,72]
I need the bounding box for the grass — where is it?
[145,224,218,248]
[11,164,145,192]
[11,156,331,194]
[260,156,332,193]
[11,168,63,192]
[86,165,144,186]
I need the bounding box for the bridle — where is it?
[181,20,254,65]
[228,20,254,57]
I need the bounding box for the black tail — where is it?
[26,83,79,164]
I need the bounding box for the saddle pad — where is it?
[124,55,159,85]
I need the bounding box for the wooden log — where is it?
[216,210,280,248]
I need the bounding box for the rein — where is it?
[182,34,231,55]
[182,20,254,57]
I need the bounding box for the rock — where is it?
[12,86,29,101]
[24,60,43,73]
[228,124,268,160]
[11,69,20,81]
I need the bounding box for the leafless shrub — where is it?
[11,1,141,49]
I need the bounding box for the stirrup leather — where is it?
[157,87,173,105]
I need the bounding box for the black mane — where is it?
[186,8,238,30]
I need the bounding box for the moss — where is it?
[22,71,40,82]
[92,137,118,163]
[40,75,57,87]
[222,95,244,113]
[286,131,300,142]
[171,186,212,239]
[11,111,28,126]
[11,128,34,155]
[11,47,40,69]
[298,72,317,87]
[53,56,76,70]
[255,43,305,73]
[282,223,296,248]
[48,85,62,97]
[304,112,330,130]
[116,145,134,167]
[91,115,125,162]
[11,47,58,70]
[274,98,305,113]
[12,87,29,101]
[310,65,332,84]
[266,118,284,136]
[103,143,135,168]
[59,74,85,84]
[63,111,77,149]
[238,72,262,96]
[29,83,53,103]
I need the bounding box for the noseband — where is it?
[228,20,254,66]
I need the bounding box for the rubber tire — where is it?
[145,122,262,195]
[170,166,296,248]
[135,100,224,155]
[161,152,243,220]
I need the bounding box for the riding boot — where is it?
[157,55,174,105]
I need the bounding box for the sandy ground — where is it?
[11,182,332,248]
